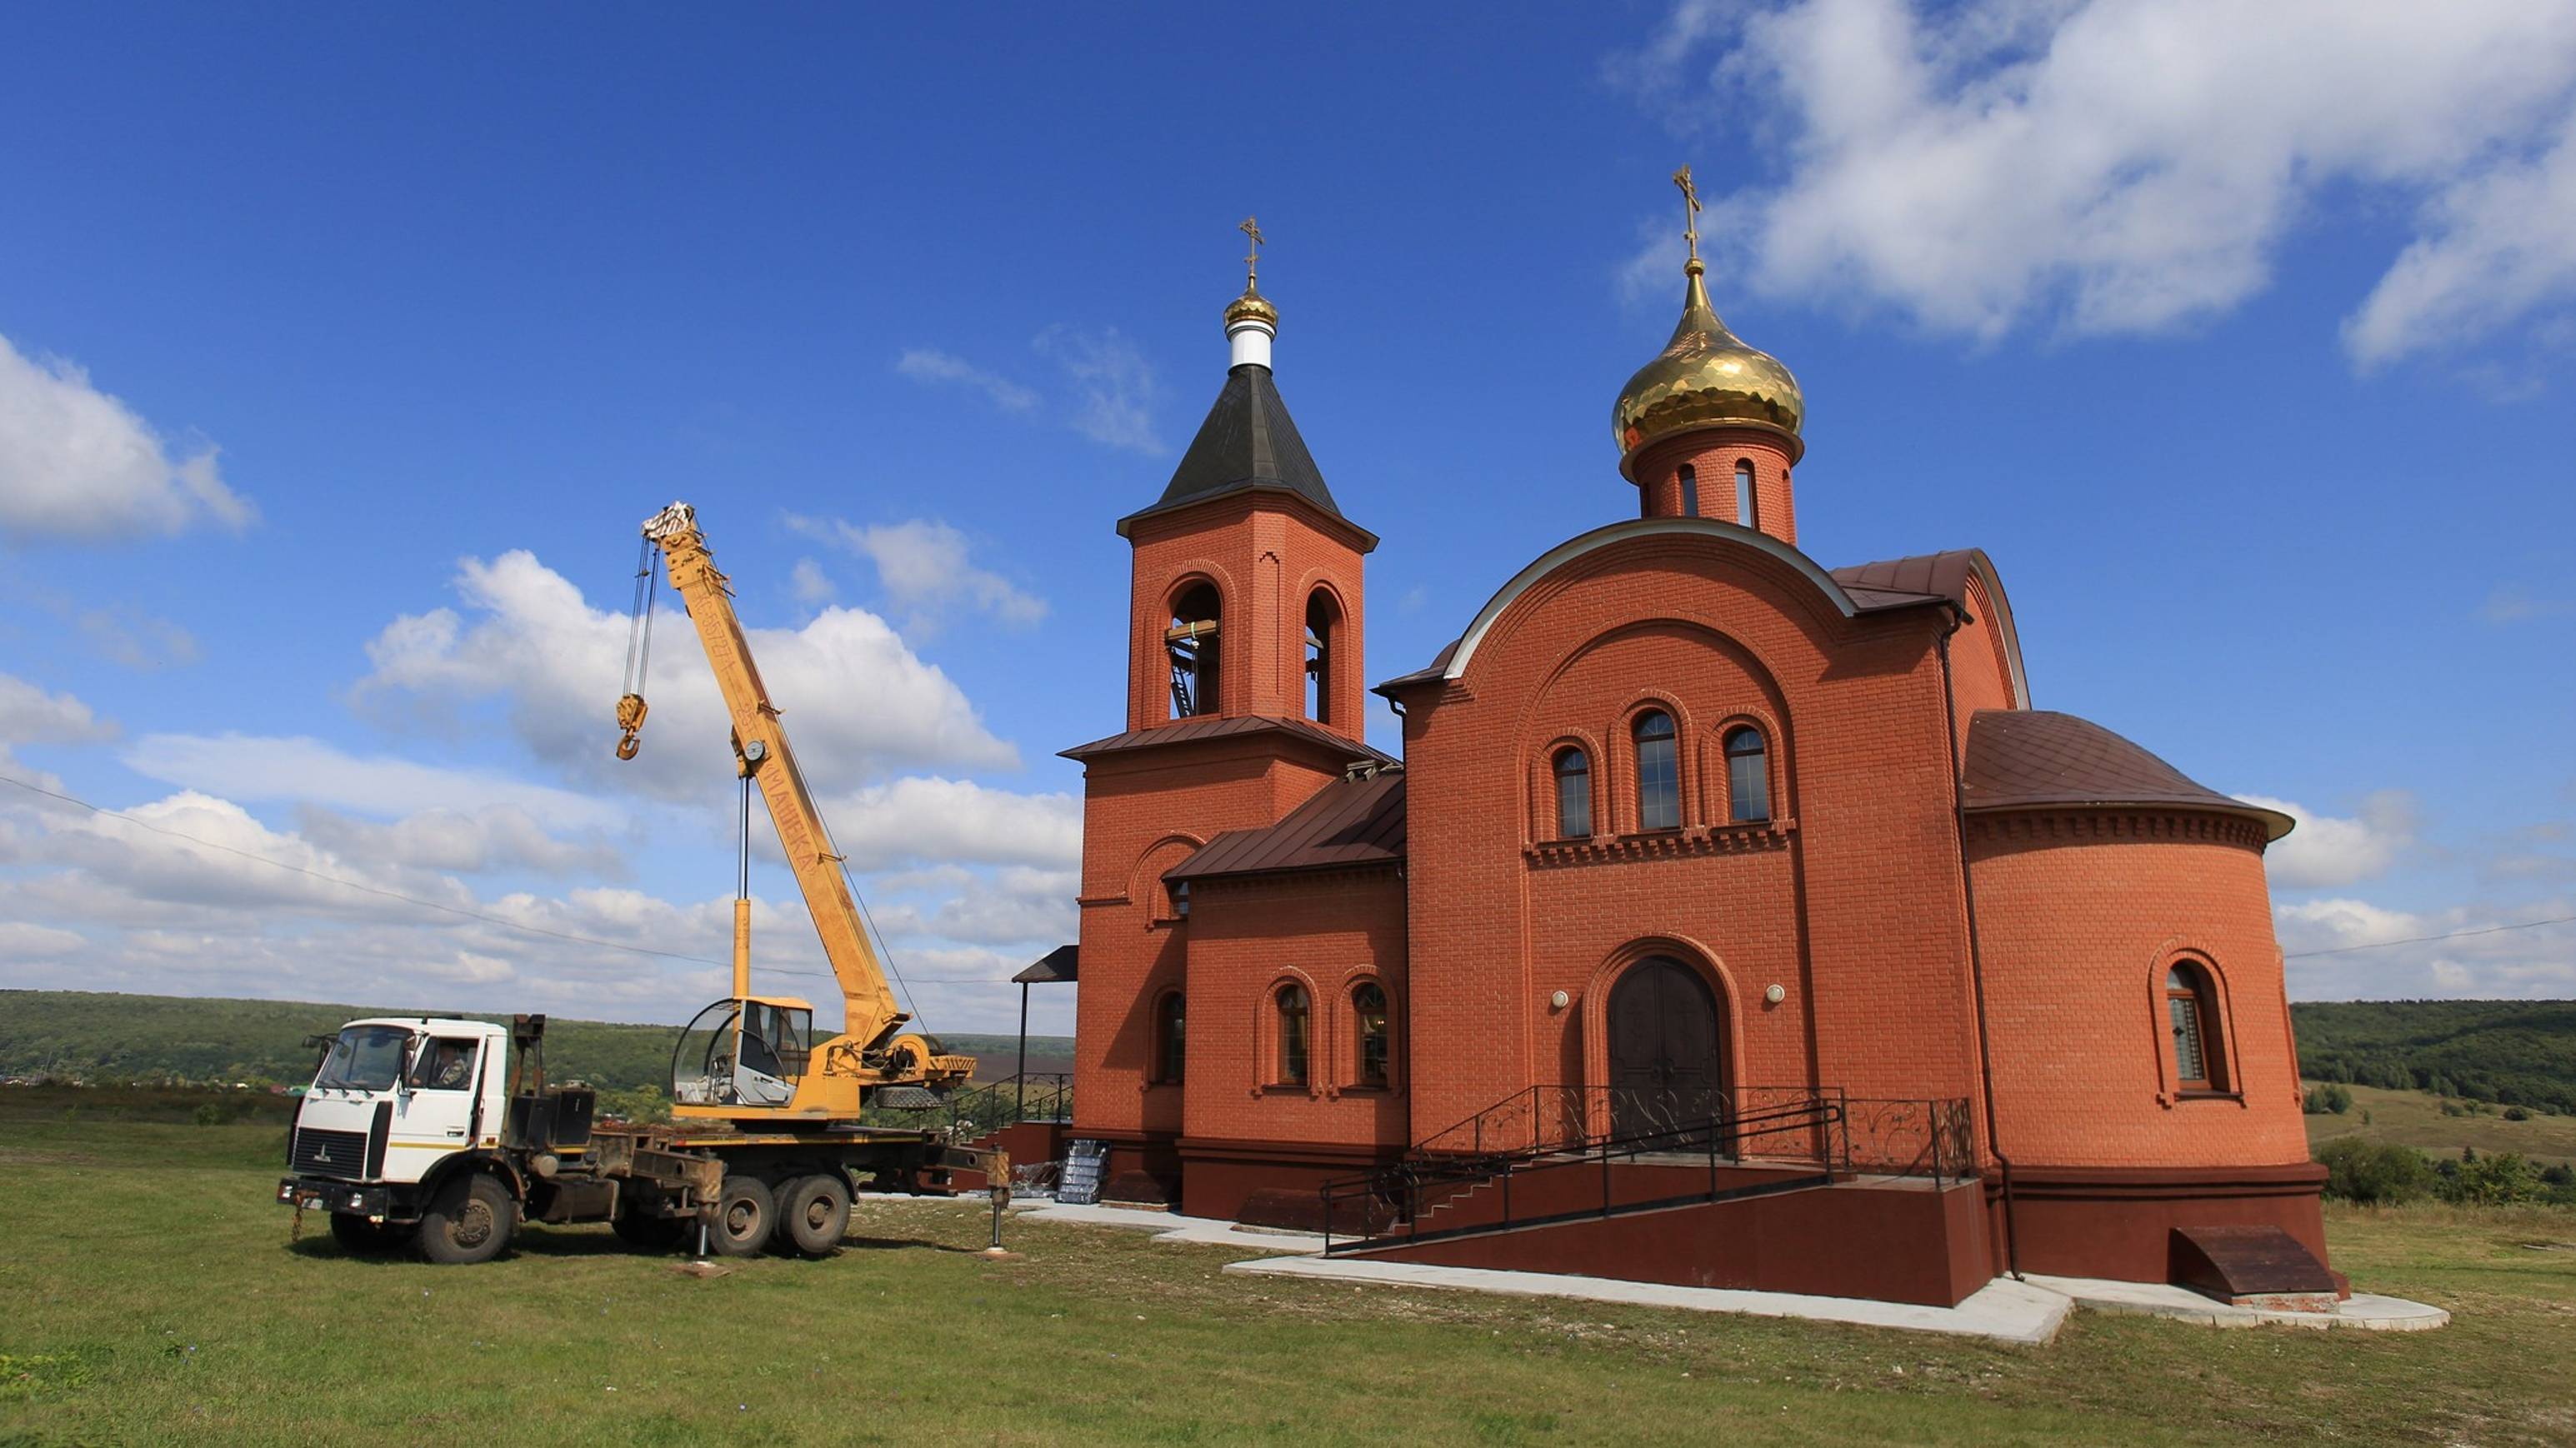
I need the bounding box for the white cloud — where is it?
[0,672,117,746]
[293,803,627,879]
[2480,587,2576,623]
[353,550,1017,801]
[903,331,1168,455]
[788,516,1046,632]
[1035,326,1167,455]
[2347,108,2576,366]
[2237,790,2414,889]
[0,921,84,960]
[896,348,1040,413]
[1618,0,2576,357]
[817,776,1080,872]
[0,332,254,542]
[789,557,837,608]
[123,732,622,831]
[2278,893,2576,999]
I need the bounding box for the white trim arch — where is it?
[1437,518,1864,687]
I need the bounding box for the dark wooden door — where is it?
[1607,957,1721,1145]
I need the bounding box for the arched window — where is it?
[1724,726,1770,823]
[1633,711,1680,831]
[1552,747,1593,840]
[1677,465,1699,518]
[1155,991,1186,1084]
[1275,983,1310,1087]
[2167,962,2224,1091]
[1734,460,1758,529]
[1168,582,1222,718]
[1304,589,1339,725]
[1352,982,1389,1087]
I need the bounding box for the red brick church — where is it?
[1053,196,2331,1306]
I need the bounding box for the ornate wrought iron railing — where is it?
[1321,1090,1844,1255]
[1318,1085,1978,1256]
[1411,1083,1835,1160]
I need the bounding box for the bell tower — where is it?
[1114,218,1376,740]
[1063,223,1385,1197]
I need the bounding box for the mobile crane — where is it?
[616,499,976,1118]
[275,502,1001,1263]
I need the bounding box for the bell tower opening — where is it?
[1304,588,1341,726]
[1168,582,1223,719]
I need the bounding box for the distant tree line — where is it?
[0,989,1073,1092]
[2293,1000,2576,1116]
[2318,1138,2576,1209]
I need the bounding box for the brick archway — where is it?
[1605,956,1725,1140]
[1578,937,1745,1140]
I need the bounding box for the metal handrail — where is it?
[1321,1092,1845,1255]
[1318,1088,1978,1256]
[872,1071,1074,1138]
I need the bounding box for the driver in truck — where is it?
[417,1040,473,1090]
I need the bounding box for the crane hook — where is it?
[615,692,648,760]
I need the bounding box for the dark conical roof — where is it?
[1118,365,1365,542]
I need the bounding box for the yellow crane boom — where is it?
[617,501,973,1121]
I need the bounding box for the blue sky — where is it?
[3,2,2572,1036]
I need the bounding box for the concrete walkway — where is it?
[1018,1201,1326,1255]
[873,1194,2450,1340]
[1224,1255,2075,1346]
[2023,1274,2450,1331]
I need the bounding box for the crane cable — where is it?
[621,537,660,704]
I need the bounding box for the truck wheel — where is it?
[611,1209,687,1251]
[709,1175,774,1257]
[418,1174,515,1265]
[328,1212,407,1255]
[778,1173,852,1256]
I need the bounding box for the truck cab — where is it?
[278,1016,532,1261]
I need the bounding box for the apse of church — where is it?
[1057,180,2326,1301]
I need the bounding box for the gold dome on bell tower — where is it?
[1613,167,1804,476]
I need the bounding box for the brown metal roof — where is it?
[1963,710,2293,839]
[1012,944,1078,985]
[1061,713,1396,765]
[1828,550,1983,613]
[1166,769,1407,883]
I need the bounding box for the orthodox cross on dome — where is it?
[1672,165,1703,263]
[1239,215,1265,288]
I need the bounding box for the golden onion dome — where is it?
[1613,259,1803,472]
[1224,283,1278,329]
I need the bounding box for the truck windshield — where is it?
[314,1025,413,1091]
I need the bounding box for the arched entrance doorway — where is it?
[1606,956,1723,1143]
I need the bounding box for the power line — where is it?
[2285,914,2576,960]
[2,770,1031,985]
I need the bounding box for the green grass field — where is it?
[4,1093,2573,1446]
[2305,1081,2576,1171]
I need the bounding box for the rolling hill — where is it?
[0,989,1073,1090]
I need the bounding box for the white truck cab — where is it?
[278,1016,522,1261]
